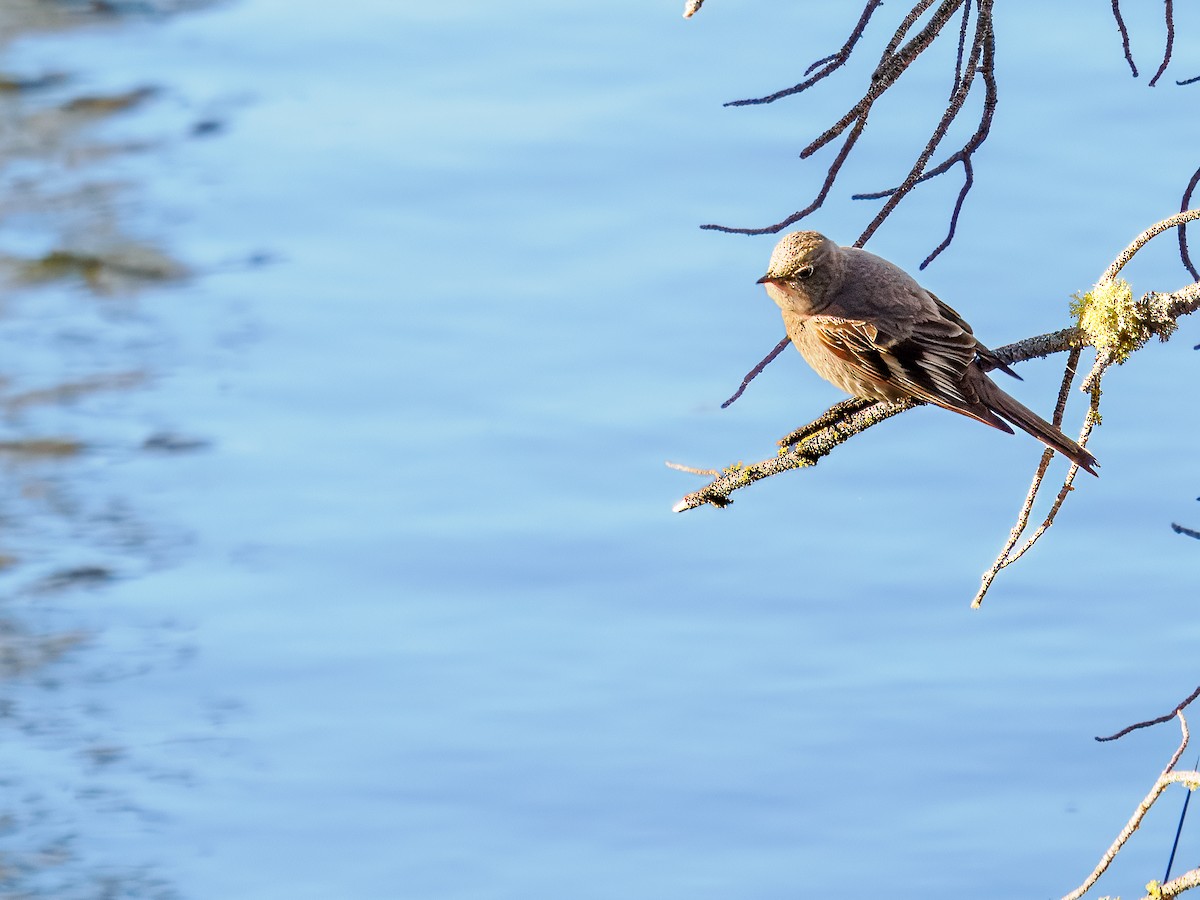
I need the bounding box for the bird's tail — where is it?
[974,374,1100,476]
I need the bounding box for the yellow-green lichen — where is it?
[1070,278,1148,364]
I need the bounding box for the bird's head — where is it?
[756,230,844,314]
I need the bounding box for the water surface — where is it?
[2,2,1199,898]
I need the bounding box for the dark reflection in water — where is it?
[0,2,212,896]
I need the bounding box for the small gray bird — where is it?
[758,231,1099,475]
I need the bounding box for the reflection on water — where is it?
[0,2,203,896]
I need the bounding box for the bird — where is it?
[757,230,1099,475]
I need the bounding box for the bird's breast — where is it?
[788,319,907,402]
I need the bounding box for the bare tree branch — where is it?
[1096,685,1200,742]
[971,346,1084,606]
[670,325,1076,512]
[695,1,1197,408]
[702,117,867,237]
[672,211,1200,601]
[672,278,1200,514]
[853,3,994,262]
[1149,0,1176,88]
[721,336,792,408]
[1111,0,1138,76]
[717,1,884,105]
[1180,167,1200,281]
[1062,713,1196,900]
[702,0,984,245]
[1102,209,1200,284]
[1147,867,1200,900]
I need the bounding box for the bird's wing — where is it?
[808,313,1014,433]
[928,292,1021,380]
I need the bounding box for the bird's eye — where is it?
[796,265,815,280]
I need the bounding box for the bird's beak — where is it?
[756,274,775,285]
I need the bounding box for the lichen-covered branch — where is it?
[672,276,1198,514]
[1146,868,1200,900]
[670,396,919,512]
[670,322,1081,513]
[1102,209,1200,284]
[675,258,1196,611]
[673,212,1200,609]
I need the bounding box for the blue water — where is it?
[2,2,1199,898]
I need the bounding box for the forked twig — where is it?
[703,118,867,237]
[721,1,884,106]
[703,0,983,250]
[972,209,1200,606]
[970,346,1083,606]
[1062,712,1196,900]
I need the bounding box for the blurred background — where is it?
[0,1,1197,898]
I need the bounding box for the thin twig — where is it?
[919,157,975,270]
[850,3,996,263]
[724,1,884,106]
[702,117,866,235]
[1096,685,1200,742]
[665,460,718,476]
[970,346,1083,607]
[1180,168,1200,281]
[1110,0,1138,77]
[721,336,792,408]
[1061,712,1192,900]
[706,0,978,238]
[948,0,973,100]
[1101,209,1200,285]
[854,3,987,249]
[971,446,1055,606]
[804,0,967,160]
[1163,755,1199,883]
[1148,0,1175,88]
